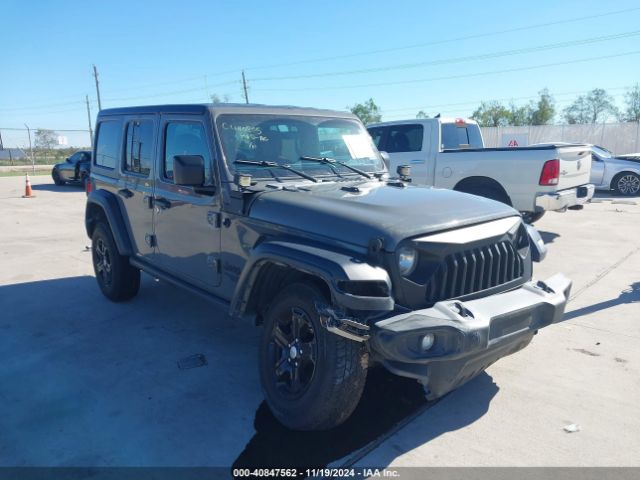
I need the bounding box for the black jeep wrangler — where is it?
[85,104,571,430]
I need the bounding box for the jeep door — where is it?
[119,115,156,259]
[153,115,222,291]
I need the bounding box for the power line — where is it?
[4,5,638,113]
[382,86,634,114]
[243,6,640,72]
[3,7,638,114]
[254,50,640,92]
[250,30,640,82]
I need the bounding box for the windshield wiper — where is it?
[299,156,372,179]
[233,159,318,183]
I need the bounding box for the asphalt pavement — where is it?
[0,176,638,469]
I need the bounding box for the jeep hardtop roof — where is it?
[98,103,358,120]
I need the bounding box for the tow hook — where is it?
[316,303,370,342]
[450,301,474,318]
[535,280,555,294]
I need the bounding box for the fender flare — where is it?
[230,241,394,319]
[85,190,133,256]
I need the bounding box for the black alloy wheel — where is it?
[268,306,318,398]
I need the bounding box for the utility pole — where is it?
[92,64,102,111]
[85,95,94,144]
[24,123,34,173]
[242,70,249,104]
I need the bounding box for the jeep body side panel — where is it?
[230,240,394,319]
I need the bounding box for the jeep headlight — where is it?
[397,246,417,276]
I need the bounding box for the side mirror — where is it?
[65,157,71,163]
[174,155,204,186]
[380,151,390,167]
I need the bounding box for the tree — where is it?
[211,93,230,104]
[530,88,555,125]
[563,88,619,124]
[34,129,57,151]
[349,98,381,124]
[416,110,428,119]
[508,102,533,126]
[471,101,511,127]
[622,84,640,122]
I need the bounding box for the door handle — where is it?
[118,188,134,199]
[154,197,172,210]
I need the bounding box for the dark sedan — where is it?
[51,150,92,187]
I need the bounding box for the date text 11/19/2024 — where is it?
[233,467,400,478]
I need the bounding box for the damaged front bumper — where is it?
[368,274,572,399]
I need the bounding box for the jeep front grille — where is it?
[424,241,523,304]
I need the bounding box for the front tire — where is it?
[91,223,140,302]
[612,172,640,196]
[259,283,367,431]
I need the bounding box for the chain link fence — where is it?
[0,127,92,170]
[481,122,640,154]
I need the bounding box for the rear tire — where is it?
[457,183,511,206]
[52,168,64,186]
[91,223,140,302]
[259,282,367,431]
[612,172,640,196]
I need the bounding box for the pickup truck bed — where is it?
[368,118,595,221]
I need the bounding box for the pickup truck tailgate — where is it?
[556,145,592,189]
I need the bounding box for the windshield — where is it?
[216,114,385,179]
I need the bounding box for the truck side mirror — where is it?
[173,155,204,186]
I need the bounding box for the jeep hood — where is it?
[248,181,518,250]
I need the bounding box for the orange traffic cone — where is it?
[22,173,35,198]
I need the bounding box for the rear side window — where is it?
[163,122,211,183]
[385,124,423,153]
[124,120,154,176]
[94,121,121,169]
[441,123,483,150]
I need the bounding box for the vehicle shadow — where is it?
[32,183,84,193]
[563,282,640,321]
[232,370,498,476]
[538,231,560,244]
[0,275,498,469]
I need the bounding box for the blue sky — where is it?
[1,0,639,135]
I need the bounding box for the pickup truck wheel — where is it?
[522,211,545,224]
[474,186,510,205]
[91,223,140,302]
[612,172,640,196]
[259,283,367,431]
[52,169,64,186]
[457,184,511,206]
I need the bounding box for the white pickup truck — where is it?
[367,118,595,222]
